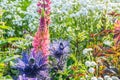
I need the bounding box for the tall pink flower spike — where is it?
[32,0,51,56]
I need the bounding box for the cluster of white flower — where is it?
[7,30,15,36]
[83,48,93,55]
[24,0,39,31]
[51,0,120,18]
[88,67,95,73]
[12,34,33,49]
[48,0,120,43]
[1,0,119,35]
[91,75,119,80]
[51,0,75,15]
[12,15,23,26]
[91,77,98,80]
[85,61,97,74]
[85,61,97,67]
[0,0,39,33]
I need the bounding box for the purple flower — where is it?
[15,50,49,80]
[49,39,70,79]
[50,39,70,60]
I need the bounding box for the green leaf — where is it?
[0,63,5,68]
[7,37,24,42]
[3,55,20,62]
[0,25,12,30]
[70,54,77,63]
[0,40,8,47]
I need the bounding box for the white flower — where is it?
[25,35,33,41]
[95,4,106,11]
[106,78,112,80]
[103,40,112,46]
[83,48,93,55]
[111,76,119,80]
[91,61,97,66]
[91,77,97,80]
[98,77,103,80]
[7,30,15,36]
[5,15,12,19]
[104,75,111,80]
[85,61,97,67]
[79,0,90,6]
[85,75,89,78]
[88,67,95,73]
[78,8,88,16]
[70,13,75,18]
[85,61,91,67]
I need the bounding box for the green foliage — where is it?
[0,0,120,79]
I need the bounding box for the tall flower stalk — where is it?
[32,0,51,56]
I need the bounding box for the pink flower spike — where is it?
[32,0,51,57]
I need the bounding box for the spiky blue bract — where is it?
[49,39,70,60]
[15,50,49,80]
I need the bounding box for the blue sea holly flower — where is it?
[50,39,70,60]
[15,51,49,80]
[49,39,70,79]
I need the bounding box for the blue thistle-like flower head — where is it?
[49,39,70,79]
[16,50,49,80]
[50,39,70,59]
